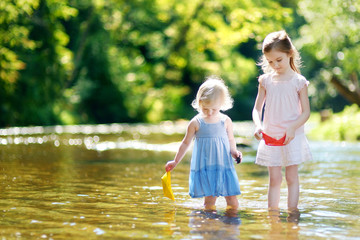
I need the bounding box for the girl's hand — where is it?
[164,160,177,172]
[284,127,295,145]
[231,150,242,163]
[254,127,263,141]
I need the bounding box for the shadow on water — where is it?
[0,122,360,239]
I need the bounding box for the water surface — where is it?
[0,122,359,239]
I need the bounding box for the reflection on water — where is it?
[266,209,300,240]
[189,209,241,240]
[0,122,360,239]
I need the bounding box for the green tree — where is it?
[0,0,38,126]
[95,0,293,122]
[62,0,129,124]
[296,0,360,111]
[0,0,77,126]
[1,0,295,126]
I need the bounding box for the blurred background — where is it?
[1,0,359,140]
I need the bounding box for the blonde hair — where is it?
[258,30,302,74]
[191,76,233,112]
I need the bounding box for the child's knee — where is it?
[285,174,298,185]
[269,175,282,186]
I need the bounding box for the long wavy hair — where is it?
[258,30,302,74]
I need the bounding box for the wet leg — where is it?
[268,207,281,223]
[225,195,239,211]
[287,208,300,223]
[204,196,217,211]
[223,196,241,225]
[268,166,282,209]
[285,165,299,210]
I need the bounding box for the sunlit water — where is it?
[0,122,359,239]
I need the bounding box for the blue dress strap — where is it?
[195,114,203,125]
[220,113,228,124]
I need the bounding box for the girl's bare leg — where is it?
[204,196,217,210]
[268,166,282,209]
[285,165,299,210]
[225,195,239,210]
[224,195,239,217]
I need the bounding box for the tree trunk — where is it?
[330,74,360,106]
[66,7,95,89]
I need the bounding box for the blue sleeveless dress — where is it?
[189,114,241,198]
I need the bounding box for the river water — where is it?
[0,122,359,239]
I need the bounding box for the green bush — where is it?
[308,105,360,142]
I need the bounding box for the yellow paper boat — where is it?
[161,171,175,200]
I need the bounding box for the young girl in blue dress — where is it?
[165,76,241,210]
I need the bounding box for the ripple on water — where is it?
[310,210,349,218]
[93,228,105,235]
[0,123,360,239]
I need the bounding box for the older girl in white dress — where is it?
[252,30,312,215]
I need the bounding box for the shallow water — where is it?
[0,122,359,239]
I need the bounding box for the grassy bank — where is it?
[307,105,360,142]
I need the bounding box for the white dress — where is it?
[255,73,313,167]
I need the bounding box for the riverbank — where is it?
[308,104,360,142]
[1,105,359,144]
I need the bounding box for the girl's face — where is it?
[264,50,291,74]
[200,100,222,118]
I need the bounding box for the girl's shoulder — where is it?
[258,73,271,86]
[190,114,202,124]
[294,73,307,81]
[189,115,201,129]
[220,113,231,120]
[293,73,310,91]
[258,73,271,82]
[220,113,233,129]
[219,113,230,123]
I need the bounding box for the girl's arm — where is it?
[284,86,310,144]
[225,116,241,159]
[252,81,266,140]
[164,118,198,172]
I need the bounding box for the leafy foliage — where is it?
[296,0,360,111]
[0,0,77,126]
[308,105,360,141]
[4,0,358,126]
[69,0,292,123]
